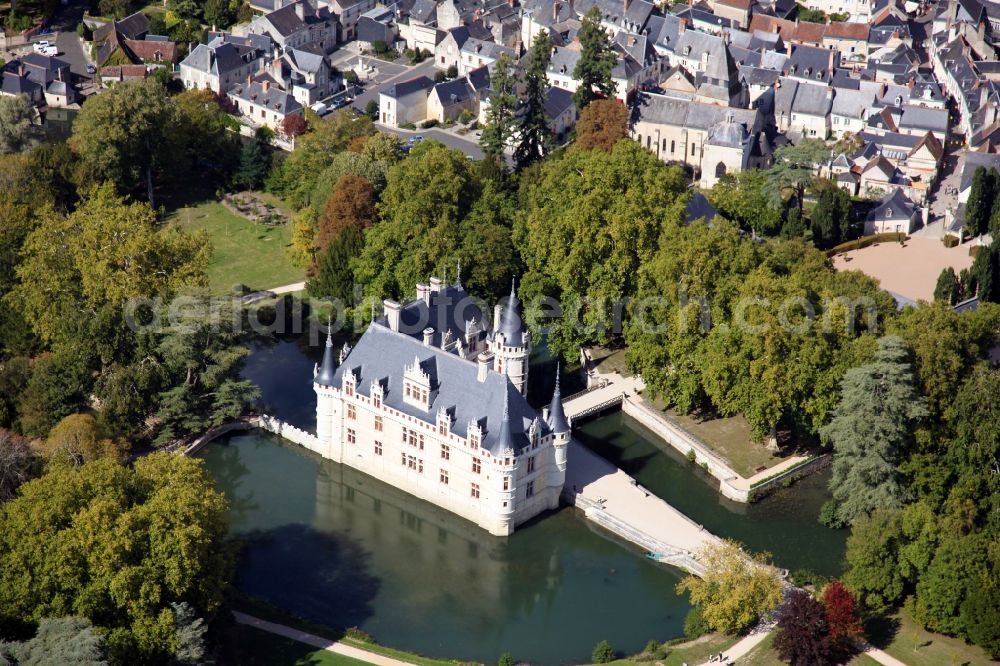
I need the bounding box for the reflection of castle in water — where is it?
[313,451,565,619]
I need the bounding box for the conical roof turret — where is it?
[499,278,526,347]
[492,388,517,455]
[314,324,337,386]
[547,363,570,434]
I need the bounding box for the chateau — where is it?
[309,277,570,536]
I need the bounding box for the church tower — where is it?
[490,280,531,396]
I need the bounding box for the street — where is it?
[50,0,95,81]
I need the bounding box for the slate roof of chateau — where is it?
[332,323,549,455]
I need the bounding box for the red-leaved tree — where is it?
[281,114,309,138]
[823,581,863,650]
[774,589,834,666]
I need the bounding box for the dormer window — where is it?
[344,375,355,396]
[468,423,481,448]
[403,356,432,409]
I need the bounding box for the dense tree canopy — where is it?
[573,8,616,109]
[677,539,785,635]
[514,141,688,359]
[0,454,230,664]
[575,100,628,151]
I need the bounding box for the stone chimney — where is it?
[679,17,687,32]
[295,0,306,20]
[416,283,431,305]
[429,276,443,292]
[423,327,435,345]
[553,0,559,21]
[383,299,401,332]
[827,47,833,73]
[477,351,494,382]
[262,79,270,92]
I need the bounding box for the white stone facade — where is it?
[308,278,569,536]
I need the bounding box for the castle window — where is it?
[374,415,383,431]
[401,452,406,465]
[440,469,449,484]
[347,428,356,444]
[439,422,447,435]
[401,426,408,443]
[469,431,479,447]
[375,441,383,456]
[471,483,480,499]
[527,456,535,473]
[418,433,425,450]
[526,481,535,498]
[345,379,354,397]
[409,430,418,447]
[472,457,481,474]
[441,444,450,460]
[503,476,510,491]
[347,404,356,420]
[373,392,381,408]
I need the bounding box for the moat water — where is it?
[199,338,846,663]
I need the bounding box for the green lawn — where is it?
[165,200,304,294]
[663,633,742,666]
[222,623,376,666]
[871,608,996,666]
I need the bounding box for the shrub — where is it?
[498,652,513,666]
[420,119,439,129]
[943,234,959,248]
[457,109,475,124]
[591,640,615,663]
[686,449,696,463]
[826,231,907,256]
[344,627,374,643]
[372,39,388,54]
[683,606,710,638]
[400,122,416,130]
[818,500,846,529]
[446,64,458,78]
[365,99,378,120]
[434,70,447,83]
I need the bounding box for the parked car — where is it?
[86,63,96,74]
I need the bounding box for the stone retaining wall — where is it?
[257,414,321,451]
[746,454,831,501]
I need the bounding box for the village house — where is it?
[249,0,338,53]
[379,75,435,126]
[227,77,305,131]
[864,189,921,234]
[1,53,77,107]
[180,35,267,93]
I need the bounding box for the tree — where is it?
[170,602,207,665]
[0,95,39,155]
[710,169,784,236]
[573,8,616,110]
[41,414,127,468]
[365,99,379,120]
[591,640,615,663]
[575,99,627,151]
[70,78,175,205]
[934,267,959,304]
[170,88,240,187]
[308,218,365,306]
[821,581,862,652]
[203,0,233,28]
[773,590,833,666]
[281,114,308,139]
[780,206,805,239]
[677,539,785,635]
[970,242,997,302]
[458,181,519,301]
[497,652,513,666]
[843,508,907,614]
[0,428,37,501]
[353,142,482,300]
[765,139,829,208]
[0,616,107,666]
[288,206,319,267]
[308,151,388,208]
[7,183,209,346]
[821,336,927,526]
[232,136,270,190]
[810,187,851,249]
[515,32,553,168]
[152,295,260,445]
[964,166,995,238]
[0,454,230,664]
[16,350,90,438]
[315,174,376,253]
[480,52,518,165]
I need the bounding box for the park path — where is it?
[232,611,416,666]
[269,281,306,295]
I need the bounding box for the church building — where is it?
[310,276,570,536]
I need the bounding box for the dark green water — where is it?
[200,431,690,664]
[575,412,848,576]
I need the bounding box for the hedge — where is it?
[943,234,960,248]
[826,232,908,257]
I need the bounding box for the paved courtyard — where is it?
[832,236,976,303]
